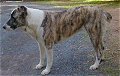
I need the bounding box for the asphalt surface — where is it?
[0,2,106,76]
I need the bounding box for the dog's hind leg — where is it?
[90,36,101,70]
[41,49,53,75]
[99,32,105,62]
[85,23,103,70]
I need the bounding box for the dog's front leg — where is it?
[36,41,46,69]
[41,49,53,75]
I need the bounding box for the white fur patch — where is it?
[25,7,45,39]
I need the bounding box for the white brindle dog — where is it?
[3,6,112,75]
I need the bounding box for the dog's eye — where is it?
[11,14,16,19]
[12,16,16,20]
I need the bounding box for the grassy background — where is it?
[34,1,120,9]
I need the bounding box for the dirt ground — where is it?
[99,7,120,75]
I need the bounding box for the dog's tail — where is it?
[103,11,112,23]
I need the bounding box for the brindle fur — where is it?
[41,6,112,52]
[41,6,112,67]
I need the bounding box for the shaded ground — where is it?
[0,2,120,76]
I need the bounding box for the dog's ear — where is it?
[18,6,27,12]
[18,6,27,18]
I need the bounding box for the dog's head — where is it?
[3,6,27,30]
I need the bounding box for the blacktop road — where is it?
[0,2,107,76]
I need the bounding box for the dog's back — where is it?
[41,6,112,49]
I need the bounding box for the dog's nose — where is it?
[3,26,6,29]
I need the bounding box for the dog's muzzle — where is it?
[3,24,13,31]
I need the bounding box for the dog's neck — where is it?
[23,7,45,39]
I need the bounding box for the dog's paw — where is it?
[89,64,98,70]
[41,69,50,75]
[35,64,44,69]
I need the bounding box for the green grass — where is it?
[35,1,120,9]
[100,66,120,76]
